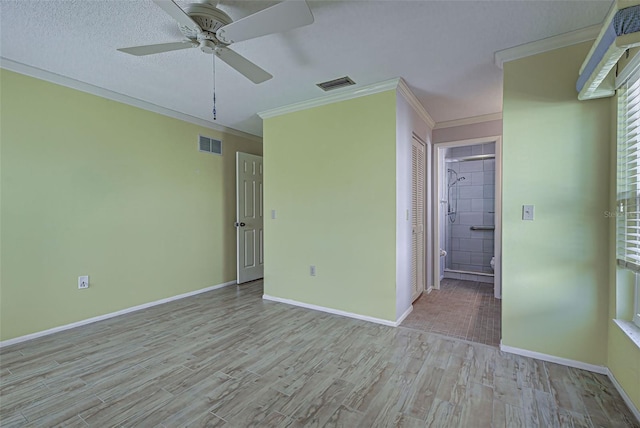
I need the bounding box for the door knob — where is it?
[234,222,246,227]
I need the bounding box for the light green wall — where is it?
[502,42,610,365]
[608,319,640,409]
[263,91,398,321]
[0,70,261,341]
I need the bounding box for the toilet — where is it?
[490,256,495,271]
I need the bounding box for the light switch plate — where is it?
[522,205,535,221]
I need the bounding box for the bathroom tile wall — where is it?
[445,143,495,276]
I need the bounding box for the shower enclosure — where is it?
[442,143,495,283]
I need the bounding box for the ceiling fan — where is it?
[118,0,314,84]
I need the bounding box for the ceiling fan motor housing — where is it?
[179,2,232,46]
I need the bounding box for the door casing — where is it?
[432,136,502,299]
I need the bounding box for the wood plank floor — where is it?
[402,279,501,347]
[1,281,638,427]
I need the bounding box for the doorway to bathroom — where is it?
[401,135,502,347]
[433,136,502,298]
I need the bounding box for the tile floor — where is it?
[402,278,501,346]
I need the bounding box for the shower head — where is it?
[449,176,466,187]
[447,168,456,173]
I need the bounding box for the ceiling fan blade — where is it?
[118,41,198,56]
[216,0,313,44]
[153,0,202,33]
[215,47,272,84]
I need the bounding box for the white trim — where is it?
[262,294,406,327]
[434,112,502,130]
[0,280,237,348]
[431,136,502,152]
[635,273,640,330]
[494,25,600,69]
[494,137,503,299]
[580,0,640,75]
[607,367,640,424]
[614,319,640,349]
[258,77,436,129]
[499,342,608,374]
[258,78,401,119]
[397,79,436,129]
[396,305,414,326]
[431,135,502,300]
[0,58,262,143]
[577,33,640,101]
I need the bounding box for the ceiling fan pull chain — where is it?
[212,54,217,120]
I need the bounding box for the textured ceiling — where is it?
[0,0,612,137]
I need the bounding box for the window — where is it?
[616,65,640,328]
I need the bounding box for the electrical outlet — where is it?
[78,275,89,289]
[310,265,316,276]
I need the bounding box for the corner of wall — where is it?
[263,90,398,323]
[0,70,261,341]
[502,41,610,366]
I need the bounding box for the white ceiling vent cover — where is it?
[316,76,356,91]
[199,135,222,155]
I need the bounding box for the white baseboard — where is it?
[499,342,608,374]
[262,294,402,327]
[396,305,413,325]
[607,368,640,424]
[0,280,237,348]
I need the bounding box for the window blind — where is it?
[617,66,640,273]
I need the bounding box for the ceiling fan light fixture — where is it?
[316,76,356,91]
[199,39,216,54]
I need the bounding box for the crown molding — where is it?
[258,77,436,130]
[0,57,262,143]
[397,78,436,129]
[434,112,503,130]
[494,25,601,69]
[258,78,401,119]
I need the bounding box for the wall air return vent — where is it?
[316,76,356,91]
[199,135,222,155]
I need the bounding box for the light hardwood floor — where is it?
[0,281,638,427]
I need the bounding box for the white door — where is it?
[236,152,264,284]
[411,137,426,301]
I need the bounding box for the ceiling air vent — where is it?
[199,135,222,155]
[316,76,356,91]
